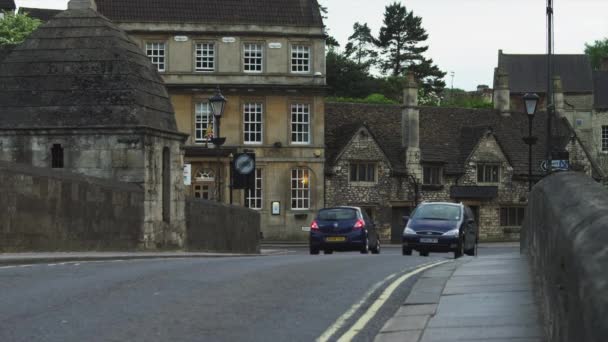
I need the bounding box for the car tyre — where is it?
[310,247,319,255]
[324,250,333,255]
[371,239,381,254]
[419,250,429,257]
[402,246,412,256]
[360,238,369,254]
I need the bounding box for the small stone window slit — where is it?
[51,144,64,168]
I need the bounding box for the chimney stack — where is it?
[68,0,97,10]
[493,67,510,116]
[403,73,422,181]
[553,76,565,117]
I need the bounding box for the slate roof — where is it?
[19,7,63,21]
[325,103,577,177]
[0,0,15,11]
[593,71,608,110]
[0,8,179,132]
[0,45,14,63]
[498,53,593,93]
[95,0,324,27]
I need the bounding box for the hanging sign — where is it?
[183,164,192,186]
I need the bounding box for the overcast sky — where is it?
[16,0,608,90]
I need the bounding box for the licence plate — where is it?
[326,236,346,242]
[420,238,438,243]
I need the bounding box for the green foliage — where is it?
[326,93,398,105]
[344,22,378,69]
[440,89,493,109]
[326,50,378,98]
[585,38,608,70]
[0,12,41,46]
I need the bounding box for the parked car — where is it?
[309,206,380,255]
[402,202,477,258]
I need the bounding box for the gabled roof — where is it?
[0,0,15,11]
[19,7,63,21]
[594,71,608,110]
[95,0,324,27]
[498,52,593,93]
[0,8,179,133]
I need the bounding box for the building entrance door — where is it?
[391,207,411,243]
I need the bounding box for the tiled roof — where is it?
[0,45,14,63]
[325,103,576,177]
[593,71,608,109]
[95,0,324,27]
[498,53,593,93]
[19,7,63,21]
[0,0,15,11]
[0,8,178,132]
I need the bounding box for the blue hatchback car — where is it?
[402,202,477,258]
[309,206,380,255]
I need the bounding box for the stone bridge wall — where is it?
[523,172,608,342]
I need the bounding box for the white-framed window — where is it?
[145,42,166,72]
[246,168,263,210]
[243,43,263,73]
[602,126,608,152]
[350,163,376,182]
[194,184,211,200]
[291,45,311,73]
[195,42,215,72]
[291,103,311,144]
[243,103,263,144]
[477,164,499,183]
[291,168,310,210]
[194,102,214,143]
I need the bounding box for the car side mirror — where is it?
[403,216,410,225]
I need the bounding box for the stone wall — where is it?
[186,199,260,254]
[0,161,144,252]
[523,172,608,342]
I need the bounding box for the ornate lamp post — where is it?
[523,93,540,191]
[209,86,227,147]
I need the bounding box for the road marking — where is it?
[336,260,450,342]
[316,261,446,342]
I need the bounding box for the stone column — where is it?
[403,73,422,181]
[493,68,510,116]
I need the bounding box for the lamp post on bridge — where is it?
[523,93,540,191]
[209,86,227,148]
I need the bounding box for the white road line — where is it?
[0,265,17,269]
[316,261,442,342]
[336,260,450,342]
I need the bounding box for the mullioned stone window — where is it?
[350,163,376,182]
[477,164,499,183]
[423,166,442,185]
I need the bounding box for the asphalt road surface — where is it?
[0,246,515,342]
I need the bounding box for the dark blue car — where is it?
[402,202,477,258]
[309,207,380,255]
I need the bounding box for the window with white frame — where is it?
[291,103,310,144]
[243,103,263,144]
[291,45,311,73]
[195,42,215,72]
[246,168,263,210]
[477,164,499,183]
[194,102,214,143]
[602,126,608,152]
[145,42,166,72]
[291,168,310,210]
[243,43,263,72]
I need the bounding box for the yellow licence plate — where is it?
[326,236,346,242]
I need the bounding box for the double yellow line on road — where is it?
[317,260,450,342]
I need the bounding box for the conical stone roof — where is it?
[0,7,178,132]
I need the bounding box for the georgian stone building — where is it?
[0,0,188,248]
[325,75,601,242]
[96,0,326,240]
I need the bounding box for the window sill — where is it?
[421,184,444,191]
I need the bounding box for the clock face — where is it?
[235,154,254,175]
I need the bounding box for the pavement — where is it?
[374,251,545,342]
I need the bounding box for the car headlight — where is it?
[443,229,460,237]
[403,227,417,235]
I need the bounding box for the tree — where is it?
[326,50,378,98]
[376,2,446,94]
[585,38,608,70]
[344,22,378,70]
[0,12,41,46]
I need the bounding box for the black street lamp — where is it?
[523,93,540,191]
[209,86,227,147]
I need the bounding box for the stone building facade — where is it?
[96,0,327,240]
[325,75,600,242]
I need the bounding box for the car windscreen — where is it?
[317,208,358,221]
[411,204,461,221]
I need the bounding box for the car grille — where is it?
[416,231,443,236]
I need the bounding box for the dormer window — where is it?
[477,164,499,183]
[423,166,442,185]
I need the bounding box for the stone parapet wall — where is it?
[0,161,144,252]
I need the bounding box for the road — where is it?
[0,246,515,342]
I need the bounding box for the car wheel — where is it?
[324,250,333,255]
[371,239,381,254]
[454,238,464,259]
[360,238,369,254]
[310,247,319,255]
[419,250,429,257]
[402,246,412,256]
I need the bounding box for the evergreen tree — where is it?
[585,38,608,70]
[344,22,378,70]
[376,2,446,94]
[0,12,41,46]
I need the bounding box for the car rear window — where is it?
[318,208,357,220]
[412,204,461,221]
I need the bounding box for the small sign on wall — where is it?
[222,37,236,43]
[271,201,281,215]
[183,164,192,186]
[174,36,189,42]
[268,42,282,49]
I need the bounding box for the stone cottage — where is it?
[0,0,188,248]
[325,75,601,242]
